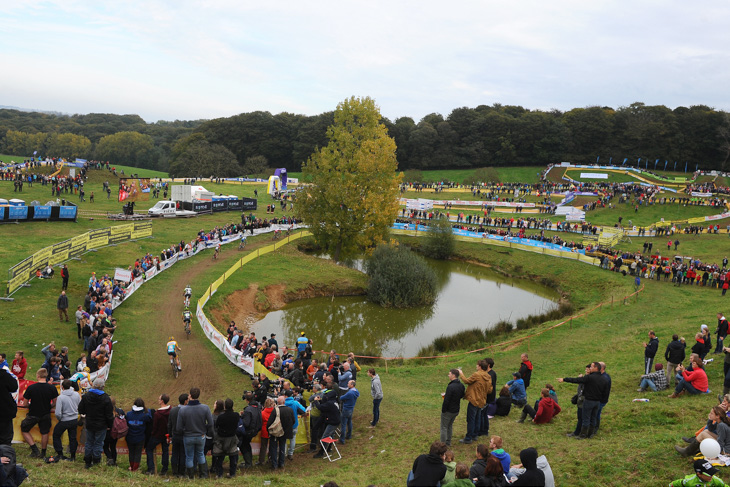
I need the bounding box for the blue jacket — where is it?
[507,378,526,401]
[284,397,307,429]
[491,448,511,474]
[340,388,360,412]
[125,407,152,444]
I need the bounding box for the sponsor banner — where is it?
[58,206,77,219]
[691,192,713,197]
[196,304,255,376]
[400,198,535,208]
[31,247,53,268]
[32,206,52,219]
[241,197,257,210]
[7,223,153,295]
[392,223,586,255]
[706,212,730,222]
[192,201,212,213]
[228,199,243,211]
[144,266,158,280]
[114,268,133,283]
[580,173,608,179]
[212,200,228,212]
[8,206,28,219]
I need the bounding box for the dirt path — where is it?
[135,244,268,401]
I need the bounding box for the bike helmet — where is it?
[169,336,174,341]
[184,306,189,311]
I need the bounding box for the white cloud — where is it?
[1,0,729,122]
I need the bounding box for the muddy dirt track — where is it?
[132,246,262,402]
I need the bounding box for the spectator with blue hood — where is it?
[507,372,527,407]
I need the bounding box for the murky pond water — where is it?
[251,259,559,358]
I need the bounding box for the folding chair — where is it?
[320,437,342,462]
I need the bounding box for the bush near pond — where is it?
[366,244,437,308]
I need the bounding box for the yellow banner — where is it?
[7,223,153,295]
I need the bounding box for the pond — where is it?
[250,259,560,358]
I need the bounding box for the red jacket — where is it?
[261,407,273,439]
[11,358,27,379]
[682,367,708,392]
[533,396,561,424]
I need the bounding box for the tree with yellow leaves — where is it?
[298,96,402,262]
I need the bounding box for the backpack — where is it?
[268,406,284,438]
[110,414,128,439]
[244,404,263,438]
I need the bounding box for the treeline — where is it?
[2,102,730,175]
[0,109,201,170]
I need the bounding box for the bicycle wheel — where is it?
[171,360,179,379]
[185,323,191,339]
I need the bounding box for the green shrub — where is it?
[421,218,456,260]
[366,244,437,308]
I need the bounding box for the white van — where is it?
[148,200,177,216]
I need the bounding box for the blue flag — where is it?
[654,159,659,169]
[646,159,648,169]
[684,161,687,173]
[674,161,677,171]
[596,156,600,163]
[622,158,627,166]
[609,157,612,164]
[664,160,668,171]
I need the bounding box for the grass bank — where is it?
[4,191,730,485]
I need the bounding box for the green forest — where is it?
[1,102,729,175]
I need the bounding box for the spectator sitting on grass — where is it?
[494,386,512,417]
[507,373,527,407]
[637,363,668,393]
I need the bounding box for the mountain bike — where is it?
[238,236,247,250]
[170,352,181,378]
[184,321,191,339]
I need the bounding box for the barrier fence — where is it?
[5,221,153,296]
[9,226,288,449]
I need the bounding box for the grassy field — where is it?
[291,166,545,184]
[206,244,368,325]
[4,165,730,485]
[103,163,169,179]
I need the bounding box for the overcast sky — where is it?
[2,1,729,123]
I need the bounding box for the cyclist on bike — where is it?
[183,285,192,305]
[167,336,182,370]
[214,243,221,259]
[182,307,192,330]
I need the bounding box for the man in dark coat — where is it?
[61,265,69,291]
[440,368,464,447]
[408,441,447,487]
[643,330,659,374]
[77,378,114,468]
[266,395,294,470]
[0,367,18,446]
[57,291,69,322]
[665,334,686,387]
[512,447,545,486]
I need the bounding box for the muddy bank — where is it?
[209,282,367,333]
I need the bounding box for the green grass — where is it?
[0,154,29,164]
[581,200,723,227]
[206,244,367,324]
[291,166,543,184]
[105,163,168,179]
[5,166,730,486]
